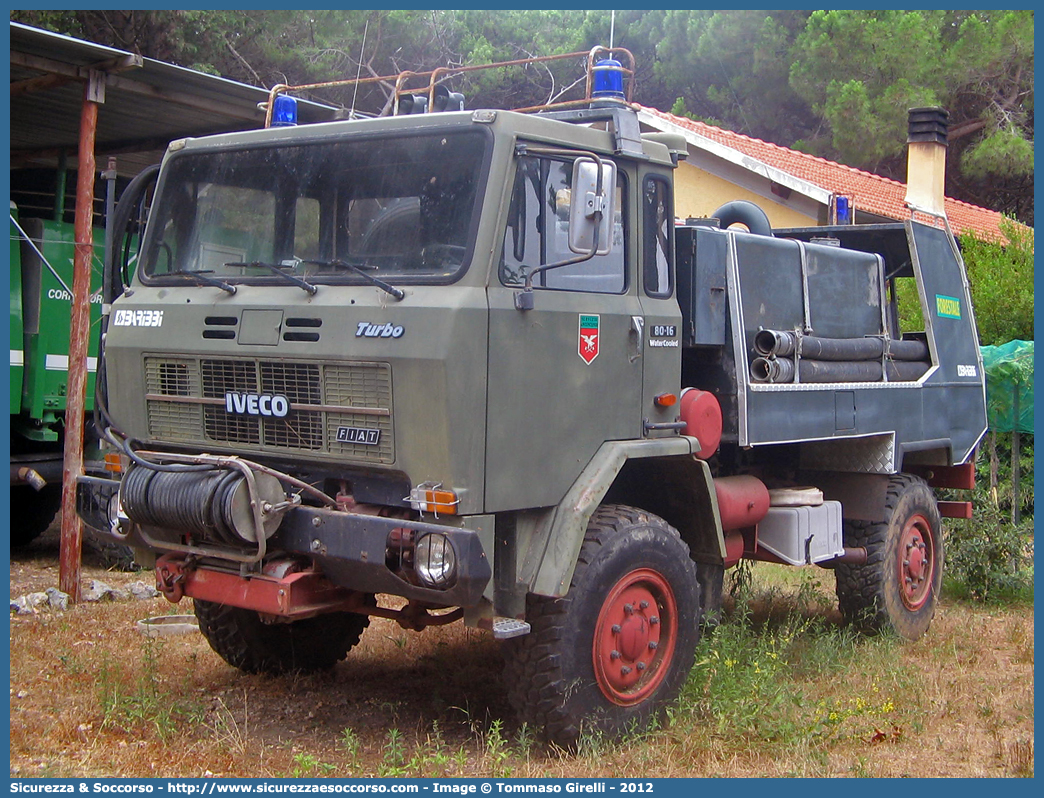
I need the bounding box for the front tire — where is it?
[194,600,370,674]
[83,528,139,571]
[835,475,943,640]
[502,505,701,747]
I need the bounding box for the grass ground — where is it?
[8,525,1034,778]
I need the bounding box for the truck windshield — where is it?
[141,129,487,286]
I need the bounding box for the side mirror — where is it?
[568,157,615,256]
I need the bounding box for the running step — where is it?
[492,618,531,639]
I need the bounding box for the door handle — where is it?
[629,316,644,363]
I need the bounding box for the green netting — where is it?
[980,339,1033,434]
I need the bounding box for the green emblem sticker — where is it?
[936,295,961,319]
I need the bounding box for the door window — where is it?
[643,176,673,298]
[500,155,626,294]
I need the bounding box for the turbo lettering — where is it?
[355,322,405,339]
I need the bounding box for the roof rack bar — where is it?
[262,46,635,128]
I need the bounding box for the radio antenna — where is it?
[349,19,369,119]
[610,10,616,49]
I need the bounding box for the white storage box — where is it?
[757,501,844,565]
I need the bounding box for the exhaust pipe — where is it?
[13,466,48,491]
[817,547,868,567]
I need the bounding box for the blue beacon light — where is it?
[836,196,851,224]
[272,94,298,127]
[591,58,626,101]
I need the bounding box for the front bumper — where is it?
[76,475,492,609]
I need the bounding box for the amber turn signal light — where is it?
[653,392,677,408]
[408,484,460,516]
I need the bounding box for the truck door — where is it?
[637,172,685,428]
[485,151,643,512]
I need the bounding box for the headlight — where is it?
[414,532,457,589]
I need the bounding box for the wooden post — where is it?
[58,75,102,601]
[988,431,999,507]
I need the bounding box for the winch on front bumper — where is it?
[76,472,492,615]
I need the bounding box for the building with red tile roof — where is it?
[638,106,1012,243]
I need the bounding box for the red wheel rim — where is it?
[897,514,935,611]
[592,568,678,706]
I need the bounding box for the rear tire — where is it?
[835,474,943,640]
[194,600,370,674]
[10,484,62,547]
[502,505,701,747]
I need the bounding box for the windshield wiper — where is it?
[301,259,405,301]
[224,260,318,296]
[170,270,237,294]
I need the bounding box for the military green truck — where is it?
[77,50,987,745]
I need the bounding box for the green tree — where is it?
[447,10,601,109]
[616,9,811,144]
[789,10,1034,223]
[961,220,1035,346]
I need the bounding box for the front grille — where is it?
[204,405,262,446]
[201,359,257,398]
[144,356,393,462]
[261,362,322,404]
[158,362,191,396]
[146,358,198,396]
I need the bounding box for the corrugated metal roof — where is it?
[10,22,338,178]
